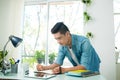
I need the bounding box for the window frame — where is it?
[22,0,84,66]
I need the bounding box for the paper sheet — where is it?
[34,70,53,74]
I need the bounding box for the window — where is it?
[114,0,120,62]
[22,0,84,67]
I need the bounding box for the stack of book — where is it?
[65,70,100,77]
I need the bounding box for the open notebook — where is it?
[24,70,56,79]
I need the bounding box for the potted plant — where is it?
[49,52,56,64]
[34,50,45,64]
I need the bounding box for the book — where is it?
[65,70,100,77]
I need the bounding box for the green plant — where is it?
[82,0,92,6]
[22,57,36,68]
[84,12,91,23]
[86,32,93,38]
[0,50,8,69]
[82,0,93,24]
[49,52,56,64]
[34,50,45,64]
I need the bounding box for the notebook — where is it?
[24,70,56,79]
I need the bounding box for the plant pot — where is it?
[49,59,54,64]
[37,58,43,64]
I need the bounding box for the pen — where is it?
[15,59,20,64]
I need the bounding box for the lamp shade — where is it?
[9,35,23,47]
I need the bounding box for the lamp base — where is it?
[1,61,11,75]
[1,68,11,75]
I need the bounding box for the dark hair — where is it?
[51,22,70,34]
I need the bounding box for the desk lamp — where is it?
[1,35,23,75]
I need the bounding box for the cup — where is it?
[11,64,18,73]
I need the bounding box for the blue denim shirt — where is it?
[55,34,101,72]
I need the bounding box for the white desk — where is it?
[0,72,106,80]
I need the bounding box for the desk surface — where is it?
[0,72,106,80]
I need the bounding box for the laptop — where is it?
[24,70,56,79]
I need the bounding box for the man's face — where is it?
[53,32,70,46]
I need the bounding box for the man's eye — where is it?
[56,38,60,40]
[56,37,61,40]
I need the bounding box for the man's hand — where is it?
[52,66,61,74]
[36,63,60,71]
[36,64,44,71]
[52,66,66,74]
[52,65,86,74]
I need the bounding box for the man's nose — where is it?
[57,40,60,43]
[57,40,61,44]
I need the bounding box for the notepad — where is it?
[65,70,100,77]
[34,70,53,74]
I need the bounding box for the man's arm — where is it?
[60,65,86,73]
[36,63,60,71]
[36,63,86,74]
[52,65,86,74]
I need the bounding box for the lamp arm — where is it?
[3,39,10,57]
[2,39,10,72]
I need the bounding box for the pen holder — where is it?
[11,64,18,73]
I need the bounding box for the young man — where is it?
[36,22,101,74]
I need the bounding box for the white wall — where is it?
[84,0,116,80]
[0,0,24,59]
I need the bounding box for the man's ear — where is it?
[66,31,70,37]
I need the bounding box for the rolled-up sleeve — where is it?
[55,46,65,65]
